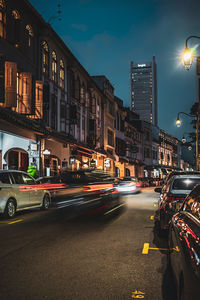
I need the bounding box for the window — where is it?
[75,76,80,100]
[172,178,200,191]
[12,9,20,19]
[153,150,157,160]
[107,100,114,116]
[52,51,57,84]
[42,41,49,77]
[144,147,151,158]
[51,94,57,129]
[25,25,34,47]
[12,10,21,46]
[12,172,24,184]
[59,59,64,89]
[0,172,11,184]
[22,173,35,184]
[107,129,114,147]
[0,0,6,38]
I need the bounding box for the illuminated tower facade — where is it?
[130,56,158,126]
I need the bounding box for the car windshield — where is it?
[172,178,200,191]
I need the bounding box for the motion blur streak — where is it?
[83,184,113,192]
[19,183,67,192]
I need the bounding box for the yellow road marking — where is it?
[142,243,149,254]
[142,243,180,254]
[150,215,154,220]
[149,247,169,251]
[8,219,23,225]
[132,289,145,298]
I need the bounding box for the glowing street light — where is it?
[182,47,194,70]
[181,35,200,70]
[182,135,186,143]
[176,117,182,127]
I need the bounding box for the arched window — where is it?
[0,0,6,38]
[59,59,64,89]
[52,51,57,83]
[80,82,86,104]
[12,9,20,19]
[12,10,21,46]
[42,41,49,77]
[25,24,34,47]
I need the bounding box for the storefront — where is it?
[0,130,39,172]
[41,138,70,176]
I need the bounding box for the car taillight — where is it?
[83,183,113,192]
[166,194,185,203]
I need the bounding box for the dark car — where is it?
[138,177,149,187]
[163,171,200,188]
[169,183,200,300]
[155,174,200,232]
[36,170,122,216]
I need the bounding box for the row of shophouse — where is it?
[0,0,191,178]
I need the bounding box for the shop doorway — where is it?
[115,167,120,177]
[125,168,130,176]
[6,149,28,171]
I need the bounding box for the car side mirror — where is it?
[154,187,162,193]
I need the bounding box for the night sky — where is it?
[29,0,200,140]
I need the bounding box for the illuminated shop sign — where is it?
[69,157,76,164]
[104,159,110,168]
[137,63,146,67]
[42,149,51,155]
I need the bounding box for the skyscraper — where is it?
[130,56,158,126]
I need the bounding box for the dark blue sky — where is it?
[29,0,200,140]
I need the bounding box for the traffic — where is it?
[1,170,200,299]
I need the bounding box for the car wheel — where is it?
[41,194,51,210]
[4,199,16,218]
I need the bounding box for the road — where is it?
[0,187,177,300]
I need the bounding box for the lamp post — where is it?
[182,35,200,70]
[176,111,199,171]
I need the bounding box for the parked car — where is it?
[115,176,141,194]
[155,173,200,232]
[0,170,51,218]
[162,171,200,188]
[36,170,122,215]
[169,183,200,300]
[138,177,149,187]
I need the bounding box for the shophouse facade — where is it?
[0,0,106,176]
[0,0,43,172]
[92,76,116,175]
[158,129,181,177]
[0,0,183,178]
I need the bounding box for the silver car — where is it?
[0,170,51,218]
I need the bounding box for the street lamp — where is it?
[176,111,199,171]
[182,35,200,70]
[181,132,192,144]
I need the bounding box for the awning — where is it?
[119,156,129,163]
[76,146,93,158]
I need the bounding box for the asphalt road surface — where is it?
[0,187,177,300]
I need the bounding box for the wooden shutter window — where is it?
[20,72,32,114]
[35,80,43,119]
[5,61,17,107]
